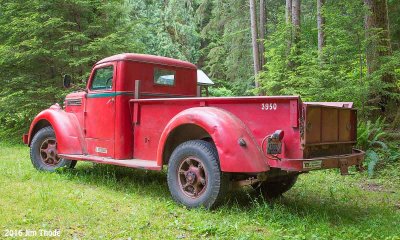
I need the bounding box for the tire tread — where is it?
[30,126,76,171]
[167,140,228,209]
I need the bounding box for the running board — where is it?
[58,154,161,170]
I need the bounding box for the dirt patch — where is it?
[360,182,396,193]
[395,203,400,210]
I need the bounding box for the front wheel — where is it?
[30,126,77,172]
[167,140,228,209]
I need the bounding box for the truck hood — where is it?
[65,91,86,99]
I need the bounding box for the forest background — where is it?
[0,0,399,175]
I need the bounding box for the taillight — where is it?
[271,130,284,141]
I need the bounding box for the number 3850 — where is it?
[261,103,277,110]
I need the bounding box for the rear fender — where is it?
[28,104,86,155]
[158,107,268,173]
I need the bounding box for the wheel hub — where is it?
[40,138,61,166]
[178,156,208,199]
[185,171,196,184]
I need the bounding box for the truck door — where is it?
[84,63,116,157]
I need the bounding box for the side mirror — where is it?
[63,74,72,88]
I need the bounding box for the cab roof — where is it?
[96,53,197,70]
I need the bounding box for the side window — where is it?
[154,68,175,86]
[91,66,114,90]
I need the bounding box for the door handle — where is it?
[106,97,115,104]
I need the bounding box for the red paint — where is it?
[25,53,364,173]
[22,134,28,144]
[27,104,85,154]
[154,106,269,172]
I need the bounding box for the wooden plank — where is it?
[305,106,321,144]
[339,109,351,141]
[321,108,338,142]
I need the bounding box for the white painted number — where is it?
[261,103,277,111]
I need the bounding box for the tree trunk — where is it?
[392,108,400,129]
[364,0,392,74]
[259,0,266,69]
[291,0,301,44]
[317,0,325,59]
[286,0,292,24]
[288,0,300,69]
[286,0,292,51]
[364,0,396,113]
[249,0,260,88]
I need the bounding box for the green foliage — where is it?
[128,0,201,63]
[208,86,234,97]
[258,0,400,124]
[388,0,400,51]
[259,0,374,109]
[369,50,400,100]
[0,0,144,142]
[357,117,389,176]
[198,0,255,96]
[1,0,400,147]
[0,0,205,142]
[357,118,387,151]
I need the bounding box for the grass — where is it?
[0,142,399,239]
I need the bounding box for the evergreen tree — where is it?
[0,0,399,142]
[0,0,144,141]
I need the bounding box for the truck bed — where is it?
[126,95,361,173]
[130,96,301,160]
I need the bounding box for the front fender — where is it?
[28,104,85,155]
[157,107,269,173]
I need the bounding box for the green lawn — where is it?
[0,142,399,239]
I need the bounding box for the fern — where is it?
[357,117,388,177]
[366,150,380,177]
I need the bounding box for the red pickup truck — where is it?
[23,53,364,208]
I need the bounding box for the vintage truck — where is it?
[23,53,365,208]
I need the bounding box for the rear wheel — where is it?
[255,175,298,198]
[167,140,228,209]
[30,126,77,172]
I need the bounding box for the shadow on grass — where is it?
[59,162,392,227]
[60,162,171,199]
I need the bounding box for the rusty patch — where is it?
[303,143,353,159]
[339,158,349,175]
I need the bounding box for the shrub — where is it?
[357,117,388,177]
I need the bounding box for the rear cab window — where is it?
[91,66,114,90]
[154,68,175,86]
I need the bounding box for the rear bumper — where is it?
[268,149,365,174]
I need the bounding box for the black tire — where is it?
[167,140,228,209]
[30,126,77,172]
[255,175,298,198]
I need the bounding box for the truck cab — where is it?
[24,53,365,209]
[63,54,198,160]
